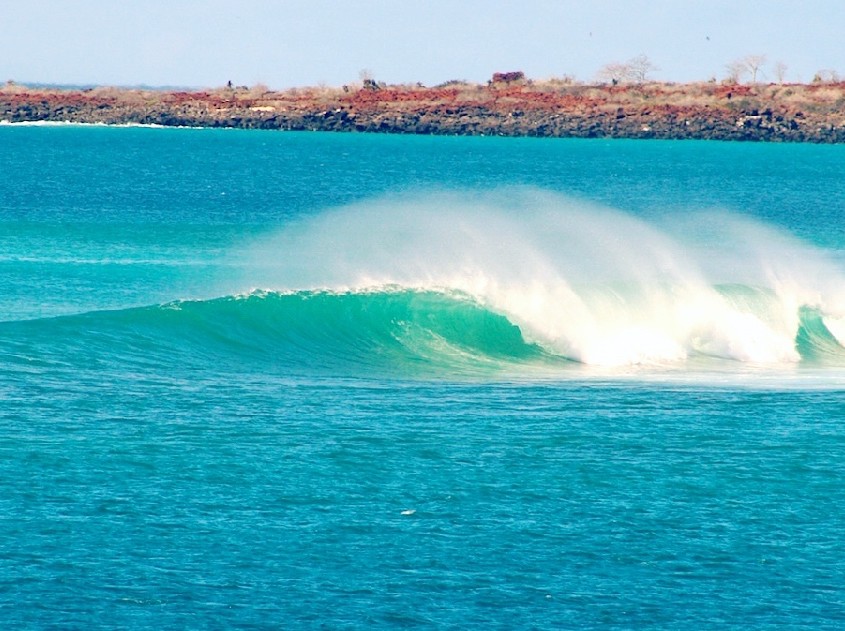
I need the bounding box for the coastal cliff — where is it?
[2,79,844,142]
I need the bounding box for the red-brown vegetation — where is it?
[2,80,843,142]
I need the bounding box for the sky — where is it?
[3,0,844,88]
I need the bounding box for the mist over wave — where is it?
[245,189,845,366]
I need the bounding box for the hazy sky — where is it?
[3,1,843,88]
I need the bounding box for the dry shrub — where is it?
[578,86,613,102]
[434,79,474,89]
[454,85,487,102]
[87,86,126,99]
[244,83,270,99]
[807,86,844,102]
[389,82,427,91]
[529,76,580,94]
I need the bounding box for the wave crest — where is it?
[242,190,845,367]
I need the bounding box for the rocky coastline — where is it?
[2,79,844,143]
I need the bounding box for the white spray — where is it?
[245,189,845,366]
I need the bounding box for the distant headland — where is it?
[2,73,844,142]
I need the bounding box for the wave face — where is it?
[1,290,553,379]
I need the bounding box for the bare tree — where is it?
[724,60,747,84]
[773,61,788,84]
[597,55,658,85]
[725,55,767,84]
[597,62,630,85]
[743,54,767,83]
[627,54,658,83]
[812,69,840,83]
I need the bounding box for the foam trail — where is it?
[245,189,845,366]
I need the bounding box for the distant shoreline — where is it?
[2,79,844,143]
[0,120,202,129]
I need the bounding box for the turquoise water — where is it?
[2,126,845,628]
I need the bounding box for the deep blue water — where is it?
[2,125,845,628]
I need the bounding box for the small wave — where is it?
[0,255,208,266]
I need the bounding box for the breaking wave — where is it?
[240,189,845,370]
[3,287,845,381]
[5,190,845,381]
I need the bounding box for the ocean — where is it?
[2,125,845,628]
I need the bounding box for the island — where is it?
[2,74,844,143]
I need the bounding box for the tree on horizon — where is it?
[597,54,658,85]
